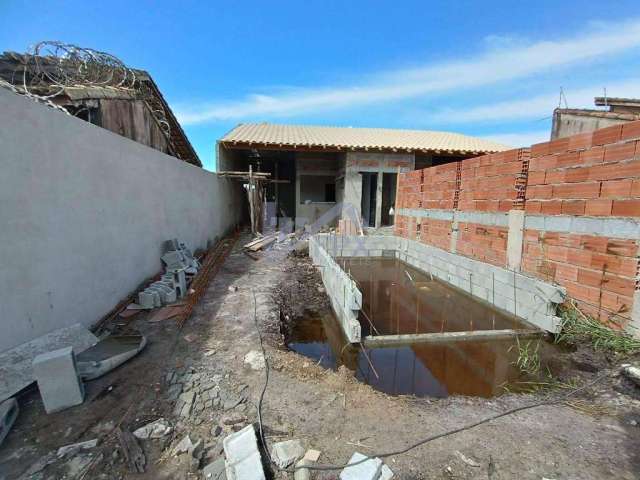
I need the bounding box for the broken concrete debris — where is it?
[32,346,84,414]
[272,439,305,468]
[76,333,147,380]
[0,323,97,403]
[243,350,266,371]
[0,398,18,446]
[294,459,312,480]
[56,438,98,457]
[340,452,394,480]
[223,424,266,480]
[202,457,226,479]
[621,365,640,387]
[303,449,322,462]
[139,239,199,308]
[133,417,172,439]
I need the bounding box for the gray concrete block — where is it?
[0,398,18,446]
[223,424,265,480]
[340,452,382,480]
[272,439,305,468]
[138,291,156,309]
[32,347,84,413]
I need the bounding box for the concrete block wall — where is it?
[395,119,640,334]
[0,89,243,353]
[309,236,363,342]
[312,234,564,333]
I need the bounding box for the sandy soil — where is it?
[1,232,640,480]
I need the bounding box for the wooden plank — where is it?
[362,329,543,348]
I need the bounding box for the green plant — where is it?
[509,336,541,375]
[555,301,640,356]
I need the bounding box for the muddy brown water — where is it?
[287,257,563,398]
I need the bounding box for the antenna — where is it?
[603,87,608,109]
[558,87,568,109]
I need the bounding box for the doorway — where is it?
[361,172,377,227]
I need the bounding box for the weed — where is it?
[509,336,541,375]
[555,301,640,356]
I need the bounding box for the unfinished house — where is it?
[217,123,507,230]
[552,96,640,140]
[0,48,201,166]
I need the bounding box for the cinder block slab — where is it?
[223,424,265,480]
[32,347,84,413]
[340,452,382,480]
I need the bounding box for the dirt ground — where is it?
[2,231,640,480]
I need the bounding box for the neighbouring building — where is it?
[552,97,640,140]
[217,123,508,229]
[0,51,201,166]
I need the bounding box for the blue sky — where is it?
[1,1,639,171]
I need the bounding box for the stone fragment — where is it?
[223,424,265,480]
[202,457,226,479]
[173,435,195,456]
[294,459,312,480]
[272,439,305,469]
[32,347,84,413]
[211,425,223,437]
[340,452,382,480]
[133,418,172,439]
[243,351,266,371]
[303,449,321,462]
[56,438,98,457]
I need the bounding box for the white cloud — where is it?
[481,130,551,148]
[428,79,640,124]
[175,19,640,125]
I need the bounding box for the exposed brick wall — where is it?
[395,119,640,330]
[458,149,529,212]
[419,218,452,251]
[526,125,640,216]
[421,162,459,210]
[456,223,508,267]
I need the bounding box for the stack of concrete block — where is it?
[32,347,84,414]
[161,239,200,275]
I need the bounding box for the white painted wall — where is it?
[0,89,242,352]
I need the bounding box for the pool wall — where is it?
[310,233,565,340]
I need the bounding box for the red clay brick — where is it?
[544,170,565,184]
[585,199,613,216]
[581,236,609,253]
[621,120,640,141]
[555,263,579,282]
[606,239,638,257]
[564,168,590,183]
[602,273,636,297]
[601,291,634,316]
[565,281,602,304]
[567,132,593,151]
[556,151,581,168]
[546,245,569,262]
[561,200,586,215]
[592,124,622,146]
[527,184,553,199]
[566,249,593,268]
[552,182,601,199]
[540,200,562,215]
[525,200,542,213]
[593,253,638,277]
[531,141,551,157]
[527,171,546,186]
[529,155,556,171]
[579,146,605,165]
[611,199,640,217]
[577,268,603,287]
[548,137,570,155]
[600,179,633,198]
[604,141,637,163]
[631,180,640,197]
